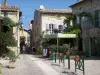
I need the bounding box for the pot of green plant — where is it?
[0,63,2,75]
[7,50,17,69]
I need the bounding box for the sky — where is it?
[0,0,77,30]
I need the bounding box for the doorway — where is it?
[90,37,97,56]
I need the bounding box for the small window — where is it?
[4,12,8,17]
[94,10,100,28]
[49,24,54,33]
[76,16,80,24]
[59,25,63,33]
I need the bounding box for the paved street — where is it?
[1,54,44,75]
[1,54,100,75]
[39,56,100,75]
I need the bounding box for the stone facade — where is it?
[20,28,30,45]
[0,2,20,40]
[0,1,21,55]
[32,7,72,52]
[70,0,100,56]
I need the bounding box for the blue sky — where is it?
[0,0,77,29]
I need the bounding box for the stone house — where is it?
[0,1,21,40]
[29,20,33,47]
[32,5,72,52]
[0,1,22,55]
[0,17,3,32]
[20,27,30,45]
[70,0,100,56]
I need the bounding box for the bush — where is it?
[3,17,16,30]
[20,36,26,41]
[37,46,43,55]
[0,32,17,56]
[7,50,17,62]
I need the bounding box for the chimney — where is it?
[4,0,7,7]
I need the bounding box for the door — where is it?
[90,38,97,56]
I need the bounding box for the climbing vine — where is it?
[3,17,19,32]
[77,12,94,24]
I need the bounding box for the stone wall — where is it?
[72,0,100,15]
[71,0,100,56]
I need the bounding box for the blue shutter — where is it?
[54,24,57,29]
[46,24,49,30]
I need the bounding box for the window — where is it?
[58,25,63,33]
[76,16,81,24]
[49,24,54,33]
[95,10,100,28]
[4,12,8,17]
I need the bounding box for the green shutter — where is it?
[95,10,100,27]
[83,38,89,57]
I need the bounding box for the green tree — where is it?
[0,31,17,56]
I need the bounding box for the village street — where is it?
[1,54,45,75]
[0,54,100,75]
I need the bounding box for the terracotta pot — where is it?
[58,53,63,57]
[8,62,15,69]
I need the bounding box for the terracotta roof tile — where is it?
[0,6,19,11]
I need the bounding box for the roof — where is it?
[0,6,19,11]
[0,2,19,11]
[37,9,72,14]
[70,0,86,8]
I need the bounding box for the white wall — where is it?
[41,14,66,32]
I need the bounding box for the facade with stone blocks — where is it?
[70,0,100,56]
[32,6,72,51]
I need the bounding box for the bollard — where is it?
[55,53,56,63]
[68,56,70,69]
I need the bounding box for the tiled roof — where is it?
[0,6,19,11]
[70,0,86,8]
[37,9,72,14]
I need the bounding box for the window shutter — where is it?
[46,24,49,30]
[95,10,99,27]
[54,24,57,29]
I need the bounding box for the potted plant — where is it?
[7,50,17,68]
[0,63,2,75]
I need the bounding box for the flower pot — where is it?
[58,53,63,57]
[8,62,15,69]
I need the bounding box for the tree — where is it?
[0,31,17,56]
[63,14,76,31]
[3,17,19,33]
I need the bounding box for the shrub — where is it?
[20,36,26,41]
[37,46,43,55]
[0,32,17,56]
[7,50,17,62]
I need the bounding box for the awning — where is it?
[43,34,77,38]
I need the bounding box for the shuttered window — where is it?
[58,25,63,33]
[95,10,100,28]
